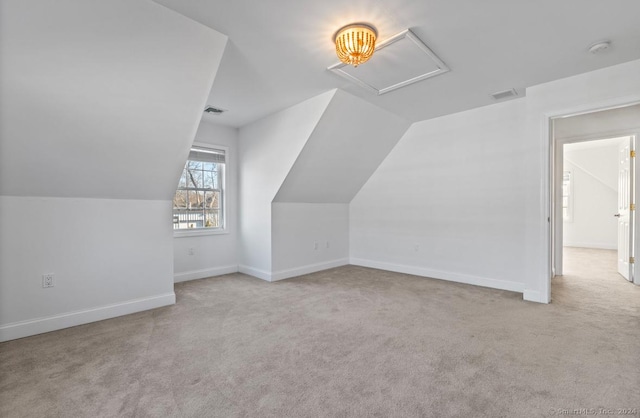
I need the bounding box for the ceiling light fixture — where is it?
[333,23,377,67]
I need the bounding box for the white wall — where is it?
[274,90,410,203]
[350,59,640,303]
[0,0,227,341]
[524,58,640,302]
[350,99,527,293]
[271,203,349,280]
[563,142,618,249]
[173,120,239,282]
[0,197,175,341]
[238,90,336,278]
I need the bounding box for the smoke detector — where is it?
[588,41,611,54]
[204,106,226,115]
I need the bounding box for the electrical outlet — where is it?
[42,273,54,288]
[314,241,318,250]
[326,241,330,249]
[414,244,420,252]
[188,247,195,256]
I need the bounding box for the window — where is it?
[173,146,225,231]
[562,170,573,222]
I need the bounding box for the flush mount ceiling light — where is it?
[333,23,378,67]
[328,29,450,95]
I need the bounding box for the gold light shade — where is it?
[333,23,377,67]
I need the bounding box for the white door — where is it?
[617,138,633,281]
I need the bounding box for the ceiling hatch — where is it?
[328,29,450,95]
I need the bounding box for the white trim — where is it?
[543,96,640,303]
[270,258,349,282]
[523,289,546,304]
[0,292,175,342]
[349,258,524,293]
[174,265,238,283]
[238,264,272,282]
[563,243,617,250]
[173,229,229,238]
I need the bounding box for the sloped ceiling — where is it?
[274,90,411,203]
[0,0,227,200]
[154,0,640,128]
[565,139,624,192]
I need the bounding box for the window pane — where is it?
[187,160,202,171]
[173,148,225,230]
[204,170,215,189]
[204,210,219,228]
[173,190,187,209]
[204,191,221,209]
[178,170,187,188]
[186,169,203,189]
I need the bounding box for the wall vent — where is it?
[491,88,518,101]
[204,106,226,114]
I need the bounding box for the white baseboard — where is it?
[271,258,349,281]
[349,257,524,293]
[174,265,238,283]
[238,264,272,282]
[0,292,175,342]
[523,289,549,304]
[563,242,617,250]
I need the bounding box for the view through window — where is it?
[173,146,225,230]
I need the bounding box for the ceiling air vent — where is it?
[491,88,518,101]
[204,106,226,114]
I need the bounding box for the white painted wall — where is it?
[525,58,640,302]
[173,121,239,282]
[563,142,618,249]
[0,0,227,340]
[350,99,527,293]
[238,90,336,279]
[0,197,175,341]
[271,203,349,280]
[350,59,640,303]
[274,90,410,203]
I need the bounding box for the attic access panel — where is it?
[328,29,449,95]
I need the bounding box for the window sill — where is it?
[173,228,229,238]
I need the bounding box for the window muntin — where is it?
[173,146,225,230]
[562,170,573,222]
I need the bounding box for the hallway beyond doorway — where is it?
[554,247,640,312]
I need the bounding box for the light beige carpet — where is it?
[1,247,639,417]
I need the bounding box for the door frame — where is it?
[552,132,637,277]
[545,100,640,302]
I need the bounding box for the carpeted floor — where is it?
[1,247,639,417]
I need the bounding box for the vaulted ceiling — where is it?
[0,0,227,199]
[155,0,640,127]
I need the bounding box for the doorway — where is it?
[550,104,640,300]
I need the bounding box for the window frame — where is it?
[173,142,229,238]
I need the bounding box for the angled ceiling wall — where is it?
[274,89,411,203]
[0,0,228,200]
